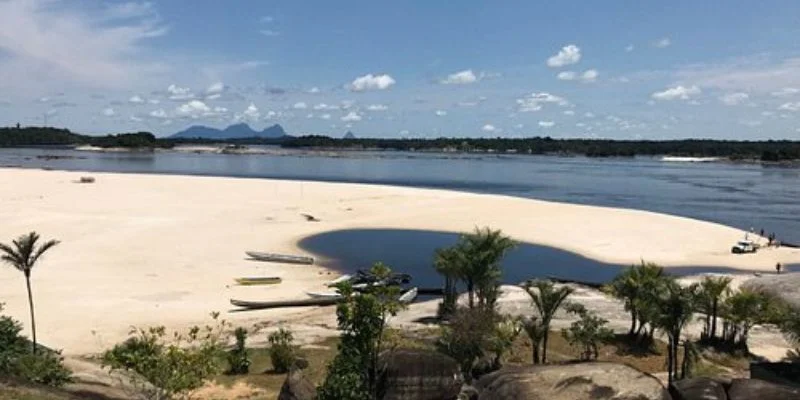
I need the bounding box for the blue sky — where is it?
[2,0,800,139]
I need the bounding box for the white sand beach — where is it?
[0,168,798,355]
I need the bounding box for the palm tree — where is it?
[0,232,60,354]
[605,261,666,341]
[524,279,574,363]
[434,246,463,317]
[653,282,694,383]
[458,227,515,309]
[697,276,732,340]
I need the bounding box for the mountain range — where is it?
[169,123,287,139]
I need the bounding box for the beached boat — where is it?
[235,277,282,285]
[325,274,353,287]
[230,297,339,310]
[305,291,343,299]
[245,251,314,265]
[398,287,418,304]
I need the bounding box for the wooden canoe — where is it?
[245,251,314,265]
[230,297,340,310]
[235,277,283,285]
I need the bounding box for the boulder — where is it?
[278,367,315,400]
[476,362,671,400]
[727,378,800,400]
[741,272,800,310]
[379,349,463,400]
[669,377,727,400]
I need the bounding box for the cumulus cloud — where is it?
[538,121,555,128]
[149,109,168,118]
[341,111,362,122]
[367,104,388,111]
[771,87,799,97]
[313,103,339,111]
[482,124,497,132]
[319,113,331,120]
[547,45,581,67]
[350,73,396,91]
[435,110,447,116]
[654,37,671,48]
[674,57,800,94]
[260,29,280,37]
[293,102,308,109]
[232,102,260,121]
[206,82,225,94]
[440,69,478,84]
[167,84,194,100]
[625,44,634,52]
[719,92,749,106]
[581,69,599,82]
[176,100,211,118]
[516,92,569,112]
[102,107,115,116]
[558,69,597,82]
[779,102,800,111]
[128,95,145,104]
[557,71,577,81]
[563,110,575,116]
[651,85,701,100]
[307,87,321,94]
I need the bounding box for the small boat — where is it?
[245,251,314,265]
[399,287,418,304]
[326,274,353,287]
[230,297,339,310]
[305,291,343,299]
[235,277,282,285]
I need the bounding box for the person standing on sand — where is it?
[776,262,782,274]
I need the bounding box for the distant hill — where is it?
[170,123,287,139]
[343,131,357,139]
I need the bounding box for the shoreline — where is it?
[0,168,799,355]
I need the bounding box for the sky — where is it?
[2,1,800,139]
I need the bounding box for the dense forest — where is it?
[2,126,800,161]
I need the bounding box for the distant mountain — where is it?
[343,131,356,139]
[170,123,287,139]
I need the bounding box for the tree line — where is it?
[0,126,167,149]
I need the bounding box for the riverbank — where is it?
[0,168,798,355]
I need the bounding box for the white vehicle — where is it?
[731,240,757,254]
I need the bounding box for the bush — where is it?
[102,312,227,399]
[436,306,498,382]
[561,303,614,361]
[226,327,250,375]
[0,304,71,387]
[268,328,298,373]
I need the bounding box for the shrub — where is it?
[436,306,498,381]
[268,328,298,373]
[102,312,227,399]
[561,303,613,361]
[226,327,250,375]
[0,304,71,387]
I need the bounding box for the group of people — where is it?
[756,228,780,247]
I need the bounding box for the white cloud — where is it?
[654,37,671,48]
[538,121,555,128]
[148,99,160,105]
[260,29,280,37]
[651,85,701,100]
[482,124,496,132]
[319,113,331,120]
[129,115,142,122]
[128,95,145,104]
[307,87,321,94]
[206,93,221,100]
[771,87,799,97]
[313,103,339,111]
[341,111,362,122]
[293,102,308,109]
[0,0,167,90]
[176,100,211,118]
[547,44,581,67]
[435,110,447,116]
[584,112,595,118]
[779,102,800,111]
[516,92,569,112]
[102,107,115,116]
[440,69,478,84]
[206,82,225,94]
[625,44,634,52]
[234,102,260,121]
[149,109,168,119]
[581,69,598,82]
[557,71,577,81]
[563,110,575,116]
[367,104,388,111]
[213,106,228,113]
[350,73,396,91]
[260,15,274,23]
[719,92,749,106]
[167,84,194,100]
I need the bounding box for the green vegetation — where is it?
[317,263,406,400]
[0,232,60,355]
[226,327,251,375]
[101,313,228,400]
[561,303,614,361]
[267,328,298,374]
[523,279,574,364]
[436,306,498,381]
[0,126,167,149]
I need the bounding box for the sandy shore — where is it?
[0,168,798,355]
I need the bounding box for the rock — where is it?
[741,272,800,310]
[476,362,670,400]
[727,378,800,400]
[669,377,727,400]
[379,348,463,400]
[458,385,480,400]
[278,368,315,400]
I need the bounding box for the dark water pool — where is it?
[297,229,761,288]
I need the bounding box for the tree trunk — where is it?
[628,309,637,336]
[532,341,540,364]
[25,273,37,354]
[542,331,549,364]
[467,280,474,309]
[710,299,718,339]
[666,337,674,384]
